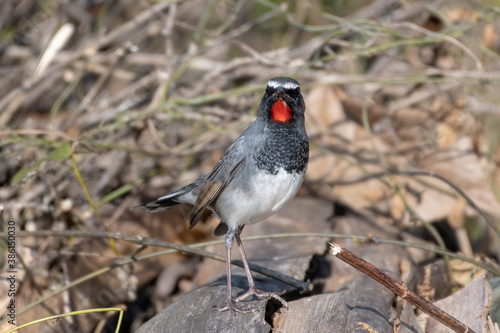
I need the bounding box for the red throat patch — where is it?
[271,100,292,123]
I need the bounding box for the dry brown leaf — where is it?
[437,123,458,148]
[305,85,344,135]
[482,24,498,49]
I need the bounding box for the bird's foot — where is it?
[214,298,257,313]
[235,286,288,309]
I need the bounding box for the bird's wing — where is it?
[189,156,246,229]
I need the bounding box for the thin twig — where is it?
[329,242,476,333]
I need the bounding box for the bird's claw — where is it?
[235,286,288,309]
[214,298,257,313]
[214,287,288,314]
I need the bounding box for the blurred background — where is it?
[1,0,500,332]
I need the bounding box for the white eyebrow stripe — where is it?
[267,80,299,90]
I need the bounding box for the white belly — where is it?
[214,169,305,228]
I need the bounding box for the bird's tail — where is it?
[139,193,183,212]
[133,178,203,212]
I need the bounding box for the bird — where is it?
[137,77,309,313]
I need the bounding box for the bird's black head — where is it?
[259,77,305,124]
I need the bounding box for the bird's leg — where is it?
[215,228,254,313]
[234,232,288,309]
